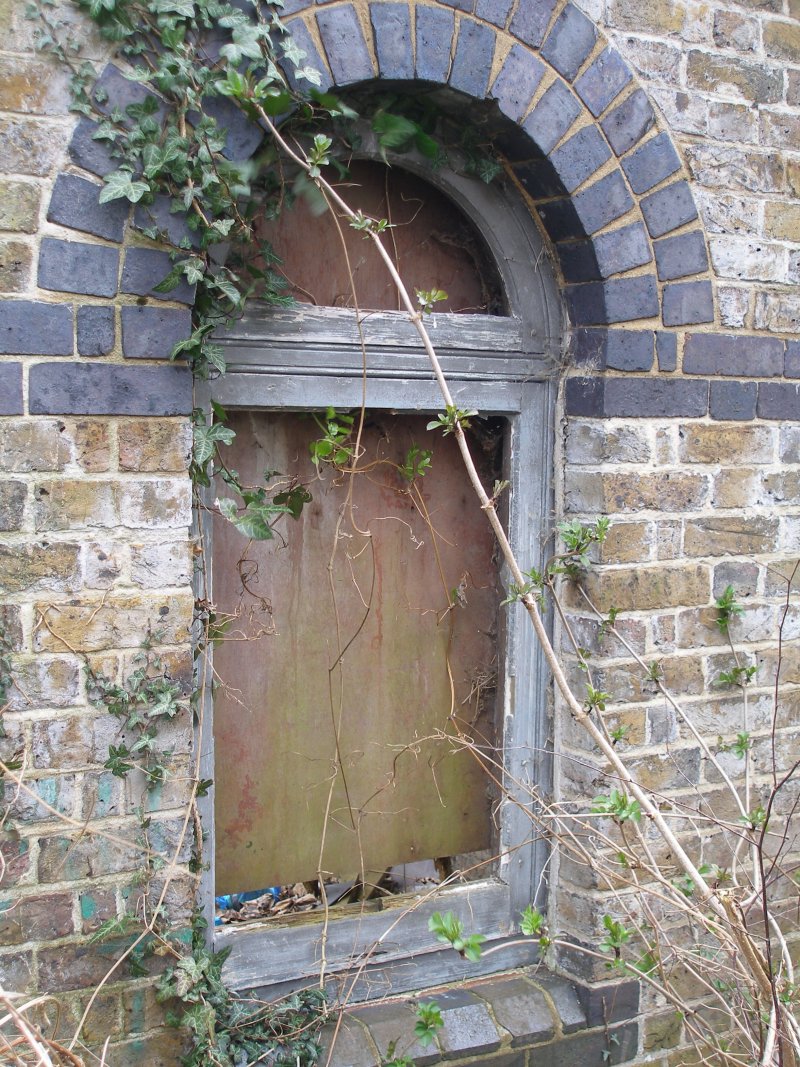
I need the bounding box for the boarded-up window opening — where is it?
[213,410,505,921]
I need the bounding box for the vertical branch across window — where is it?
[198,154,560,996]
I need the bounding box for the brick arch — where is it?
[27,0,718,419]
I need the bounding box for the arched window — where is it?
[199,140,562,997]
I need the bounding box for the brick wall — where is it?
[0,0,798,1063]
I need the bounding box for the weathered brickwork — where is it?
[0,0,798,1063]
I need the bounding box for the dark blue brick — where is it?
[785,340,800,378]
[38,238,119,298]
[641,180,698,238]
[600,89,655,156]
[757,382,800,420]
[537,199,583,242]
[475,0,514,27]
[523,81,581,155]
[654,231,709,281]
[281,19,332,92]
[121,248,195,304]
[684,333,783,377]
[604,276,659,322]
[134,195,200,249]
[29,362,192,416]
[0,300,73,355]
[516,158,564,200]
[573,171,634,235]
[438,0,473,10]
[593,221,651,276]
[549,124,611,194]
[621,132,681,195]
[540,4,597,82]
[575,979,640,1029]
[68,118,118,179]
[449,19,495,98]
[604,377,708,418]
[565,275,658,325]
[564,375,604,416]
[92,64,166,125]
[662,280,714,326]
[490,45,545,122]
[121,305,192,359]
[416,6,454,82]
[510,0,558,48]
[570,327,607,366]
[317,6,373,85]
[710,380,757,420]
[77,306,115,357]
[370,4,413,80]
[606,330,654,371]
[0,363,23,414]
[557,242,601,283]
[198,96,264,162]
[656,331,678,372]
[47,173,128,243]
[574,47,632,117]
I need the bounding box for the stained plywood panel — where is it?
[213,411,500,893]
[257,160,504,314]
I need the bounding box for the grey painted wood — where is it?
[205,141,563,994]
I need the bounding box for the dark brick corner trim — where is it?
[29,362,192,416]
[0,363,24,415]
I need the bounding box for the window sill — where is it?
[319,970,640,1066]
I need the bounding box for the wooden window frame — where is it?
[196,151,562,998]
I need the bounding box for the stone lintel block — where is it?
[540,3,597,82]
[0,363,23,414]
[435,990,502,1058]
[29,362,192,416]
[490,44,545,123]
[510,0,558,48]
[0,299,73,355]
[68,117,119,179]
[593,221,652,276]
[684,332,784,377]
[654,230,709,281]
[757,382,800,420]
[532,973,587,1033]
[47,173,128,243]
[574,46,632,117]
[523,80,581,156]
[282,18,332,93]
[566,275,659,325]
[656,331,678,372]
[662,280,714,326]
[317,5,374,86]
[39,238,119,298]
[121,247,194,304]
[573,171,634,235]
[370,3,414,81]
[573,978,640,1027]
[415,6,455,83]
[641,179,698,238]
[77,305,115,357]
[600,88,656,156]
[621,131,682,195]
[550,124,611,194]
[449,18,495,99]
[121,305,192,359]
[709,380,757,421]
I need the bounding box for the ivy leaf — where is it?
[99,169,150,204]
[372,110,418,150]
[194,422,235,466]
